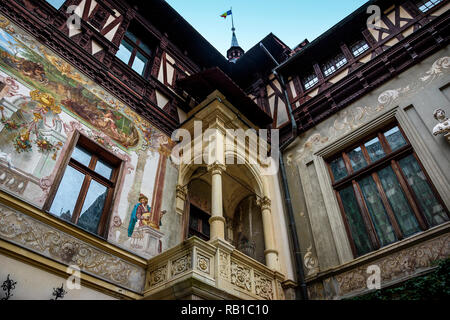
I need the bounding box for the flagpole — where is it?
[231,7,234,31]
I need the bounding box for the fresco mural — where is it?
[0,15,176,259]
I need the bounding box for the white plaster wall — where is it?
[0,254,116,300]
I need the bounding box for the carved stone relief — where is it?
[0,203,146,292]
[171,254,192,277]
[230,261,252,292]
[197,254,210,274]
[254,273,273,300]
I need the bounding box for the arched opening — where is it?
[180,161,269,265]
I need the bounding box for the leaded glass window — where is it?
[322,53,348,77]
[328,124,449,258]
[302,72,319,90]
[350,40,370,57]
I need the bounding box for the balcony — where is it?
[143,237,286,300]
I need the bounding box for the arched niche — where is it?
[232,195,265,264]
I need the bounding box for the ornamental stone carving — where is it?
[255,273,273,300]
[257,197,271,211]
[197,254,210,274]
[0,204,145,292]
[219,251,230,280]
[335,234,449,296]
[171,254,192,277]
[230,261,252,292]
[432,108,450,141]
[207,162,226,176]
[149,265,167,286]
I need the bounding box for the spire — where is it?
[231,28,239,48]
[226,8,244,63]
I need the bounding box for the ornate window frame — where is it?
[311,105,450,264]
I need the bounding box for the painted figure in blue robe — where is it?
[128,193,165,237]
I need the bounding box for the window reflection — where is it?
[348,147,367,172]
[49,166,85,222]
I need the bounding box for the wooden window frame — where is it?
[188,202,211,241]
[327,122,449,257]
[321,52,348,78]
[44,132,122,238]
[302,71,319,90]
[118,29,154,78]
[350,39,370,57]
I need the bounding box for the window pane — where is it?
[95,159,113,179]
[365,137,385,163]
[116,41,133,65]
[378,166,421,237]
[384,126,407,151]
[330,156,348,182]
[416,0,442,12]
[77,180,108,234]
[139,42,152,56]
[124,30,138,44]
[49,166,85,222]
[303,72,318,90]
[398,155,448,227]
[46,0,65,9]
[359,176,397,246]
[131,51,148,76]
[339,186,373,256]
[71,145,92,167]
[351,40,369,57]
[348,147,367,172]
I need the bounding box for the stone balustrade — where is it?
[143,237,286,300]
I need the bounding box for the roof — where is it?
[275,0,401,75]
[177,68,273,127]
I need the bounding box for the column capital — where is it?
[207,162,226,175]
[257,196,271,211]
[176,184,187,197]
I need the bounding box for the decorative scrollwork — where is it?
[230,262,251,292]
[149,265,167,287]
[171,254,192,277]
[255,273,273,300]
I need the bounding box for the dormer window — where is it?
[116,27,154,77]
[322,53,348,77]
[302,72,319,90]
[350,40,370,57]
[416,0,442,12]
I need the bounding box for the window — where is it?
[350,40,370,57]
[322,53,348,77]
[45,0,65,9]
[116,28,153,77]
[188,203,210,241]
[47,134,120,236]
[416,0,442,12]
[328,124,449,258]
[302,72,319,90]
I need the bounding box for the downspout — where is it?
[259,43,308,300]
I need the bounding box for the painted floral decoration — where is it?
[14,130,32,153]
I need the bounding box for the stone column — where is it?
[207,162,226,241]
[258,196,279,271]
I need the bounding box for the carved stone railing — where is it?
[143,237,286,300]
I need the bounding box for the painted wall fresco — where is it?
[0,15,177,259]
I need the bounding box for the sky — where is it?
[165,0,370,57]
